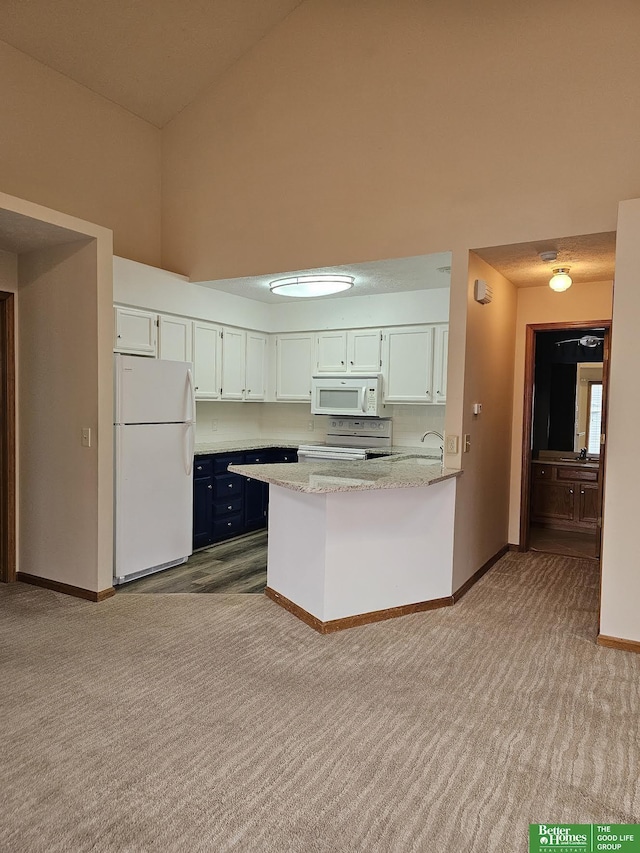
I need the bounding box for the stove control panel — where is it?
[328,417,392,437]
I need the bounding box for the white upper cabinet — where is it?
[220,328,268,401]
[276,333,314,401]
[220,328,246,401]
[382,325,435,403]
[158,314,192,362]
[433,324,449,404]
[347,329,382,373]
[315,328,382,374]
[245,331,267,401]
[114,307,157,356]
[192,321,221,400]
[315,331,348,373]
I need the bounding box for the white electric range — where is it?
[298,417,393,462]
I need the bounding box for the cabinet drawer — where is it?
[556,466,599,483]
[214,497,243,517]
[214,475,243,498]
[213,513,244,540]
[193,458,213,478]
[213,453,244,474]
[245,450,276,465]
[533,465,553,480]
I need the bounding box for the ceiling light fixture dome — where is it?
[269,274,354,298]
[549,267,572,292]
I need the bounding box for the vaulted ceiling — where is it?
[0,0,304,127]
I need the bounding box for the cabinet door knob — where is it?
[227,505,232,510]
[541,470,545,475]
[350,360,354,365]
[341,360,344,364]
[196,465,202,471]
[207,484,212,490]
[228,483,233,489]
[569,489,574,494]
[581,490,585,495]
[227,522,232,527]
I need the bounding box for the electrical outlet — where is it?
[211,420,218,432]
[445,434,459,454]
[307,420,315,432]
[464,434,471,453]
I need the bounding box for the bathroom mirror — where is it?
[532,329,604,456]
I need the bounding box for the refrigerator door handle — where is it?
[185,423,194,476]
[186,368,196,425]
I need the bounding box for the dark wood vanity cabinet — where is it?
[531,462,600,531]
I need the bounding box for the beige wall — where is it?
[18,239,113,592]
[600,199,640,644]
[1,191,114,594]
[449,253,517,591]
[162,0,639,280]
[0,250,18,293]
[507,281,613,544]
[0,41,161,266]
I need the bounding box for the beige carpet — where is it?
[1,551,638,852]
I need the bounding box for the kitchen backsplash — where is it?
[195,402,445,449]
[388,405,445,450]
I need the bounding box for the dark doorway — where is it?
[520,320,611,560]
[0,291,16,583]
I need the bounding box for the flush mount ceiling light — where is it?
[269,274,354,298]
[549,267,573,292]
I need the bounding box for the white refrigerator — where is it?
[114,354,195,585]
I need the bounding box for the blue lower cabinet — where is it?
[244,476,268,530]
[213,513,244,540]
[192,448,298,549]
[193,476,213,550]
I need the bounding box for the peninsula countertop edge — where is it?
[227,457,462,494]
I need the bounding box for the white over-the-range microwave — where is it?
[310,374,384,417]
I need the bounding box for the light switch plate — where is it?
[464,434,471,453]
[81,427,91,448]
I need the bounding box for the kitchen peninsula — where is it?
[228,455,462,632]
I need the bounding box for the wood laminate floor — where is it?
[529,524,598,560]
[118,530,268,594]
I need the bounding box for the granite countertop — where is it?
[532,458,599,470]
[194,439,300,455]
[195,438,442,460]
[227,455,461,494]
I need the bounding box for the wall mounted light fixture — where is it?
[269,274,354,298]
[549,267,572,292]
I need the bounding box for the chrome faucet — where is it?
[421,431,444,462]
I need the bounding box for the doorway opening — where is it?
[0,290,16,583]
[520,320,611,560]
